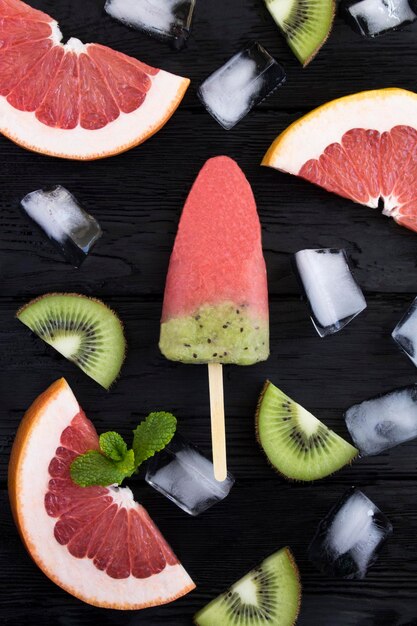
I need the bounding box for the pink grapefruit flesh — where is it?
[8,378,195,609]
[159,156,269,365]
[262,88,417,233]
[0,0,189,159]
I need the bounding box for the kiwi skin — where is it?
[255,380,358,482]
[16,292,127,389]
[193,546,302,626]
[263,548,302,626]
[255,379,274,460]
[302,0,336,67]
[282,547,302,625]
[255,380,280,479]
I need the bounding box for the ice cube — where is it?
[345,385,417,456]
[145,433,234,515]
[308,488,393,579]
[342,0,417,37]
[293,248,367,337]
[104,0,195,49]
[392,297,417,367]
[20,185,102,267]
[197,42,286,130]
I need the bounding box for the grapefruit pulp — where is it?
[262,88,417,233]
[8,378,195,609]
[0,0,189,159]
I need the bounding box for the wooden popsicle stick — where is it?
[208,362,227,482]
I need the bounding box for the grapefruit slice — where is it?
[0,0,189,159]
[8,378,195,609]
[262,88,417,233]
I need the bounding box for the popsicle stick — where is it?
[208,363,227,482]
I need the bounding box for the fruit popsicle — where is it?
[160,155,269,365]
[159,156,269,479]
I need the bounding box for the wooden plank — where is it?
[1,481,416,625]
[2,1,417,623]
[2,109,417,296]
[28,0,417,110]
[2,296,417,480]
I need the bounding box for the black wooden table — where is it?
[1,1,417,624]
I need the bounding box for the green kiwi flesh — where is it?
[17,293,126,389]
[256,381,358,481]
[265,0,335,66]
[194,547,301,626]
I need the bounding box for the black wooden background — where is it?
[1,1,417,624]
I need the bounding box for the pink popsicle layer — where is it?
[162,156,268,320]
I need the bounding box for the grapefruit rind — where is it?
[262,88,417,179]
[0,1,189,160]
[8,379,195,609]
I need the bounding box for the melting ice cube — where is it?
[145,433,234,515]
[105,0,195,49]
[308,488,393,579]
[198,42,286,130]
[20,185,102,267]
[392,297,417,368]
[343,0,417,37]
[293,248,367,337]
[345,385,417,456]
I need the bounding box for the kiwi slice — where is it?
[265,0,335,66]
[16,293,126,389]
[256,381,358,481]
[194,547,301,626]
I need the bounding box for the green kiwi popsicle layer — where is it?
[160,302,269,365]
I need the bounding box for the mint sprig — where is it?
[70,448,135,487]
[70,412,177,488]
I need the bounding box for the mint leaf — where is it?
[100,431,128,461]
[115,448,136,476]
[70,449,135,487]
[132,411,177,466]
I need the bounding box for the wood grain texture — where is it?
[208,363,228,481]
[1,1,417,625]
